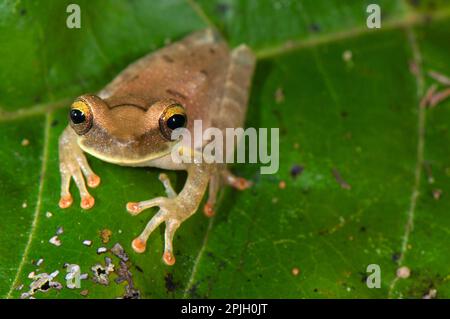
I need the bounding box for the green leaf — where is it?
[1,0,449,299]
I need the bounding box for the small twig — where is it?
[429,88,450,108]
[332,168,351,190]
[428,70,450,86]
[423,161,435,184]
[420,84,437,108]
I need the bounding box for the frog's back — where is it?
[98,29,255,133]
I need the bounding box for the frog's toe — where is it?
[132,237,147,253]
[203,202,215,217]
[222,170,252,190]
[126,202,142,215]
[163,251,176,266]
[233,177,252,190]
[126,197,165,215]
[81,195,95,210]
[59,194,73,209]
[87,174,101,188]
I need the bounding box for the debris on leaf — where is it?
[116,260,140,299]
[342,50,352,63]
[429,88,450,108]
[396,266,410,279]
[332,168,351,190]
[290,165,304,179]
[420,84,437,108]
[45,211,53,218]
[22,201,27,208]
[97,247,108,254]
[423,161,435,184]
[275,87,285,104]
[423,288,437,299]
[21,271,62,299]
[82,240,92,247]
[432,189,442,200]
[21,138,30,146]
[49,235,61,246]
[35,258,44,267]
[111,243,129,262]
[112,243,140,298]
[291,267,300,276]
[28,271,35,279]
[80,289,89,297]
[428,70,450,86]
[100,229,113,244]
[279,180,286,189]
[91,257,115,285]
[56,226,64,235]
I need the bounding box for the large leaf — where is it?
[1,0,449,298]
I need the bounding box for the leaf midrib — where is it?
[5,113,52,298]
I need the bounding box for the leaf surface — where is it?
[1,0,449,298]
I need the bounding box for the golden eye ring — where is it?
[159,104,187,140]
[69,100,93,135]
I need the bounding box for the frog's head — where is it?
[68,94,187,164]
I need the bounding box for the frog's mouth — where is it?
[78,139,175,167]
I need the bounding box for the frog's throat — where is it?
[78,142,173,166]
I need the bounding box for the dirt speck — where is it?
[100,229,113,244]
[396,266,411,279]
[275,87,285,104]
[342,50,352,62]
[291,267,300,276]
[423,288,437,299]
[80,289,89,297]
[91,257,114,285]
[432,189,442,200]
[164,273,179,292]
[290,165,304,179]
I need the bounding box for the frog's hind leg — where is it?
[222,168,252,190]
[202,45,255,216]
[203,173,221,217]
[184,28,223,45]
[215,44,256,130]
[203,167,252,218]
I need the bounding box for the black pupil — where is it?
[70,109,85,124]
[167,114,186,130]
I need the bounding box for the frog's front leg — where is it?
[58,126,100,209]
[126,164,211,265]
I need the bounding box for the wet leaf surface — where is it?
[0,0,449,298]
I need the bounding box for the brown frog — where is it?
[58,29,255,265]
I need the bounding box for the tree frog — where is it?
[58,29,255,265]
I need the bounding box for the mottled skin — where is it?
[58,29,255,265]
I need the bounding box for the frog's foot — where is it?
[59,152,100,210]
[59,163,100,209]
[127,197,184,266]
[127,173,184,265]
[126,173,177,215]
[222,169,252,191]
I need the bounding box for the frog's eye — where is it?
[159,104,187,140]
[69,100,93,135]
